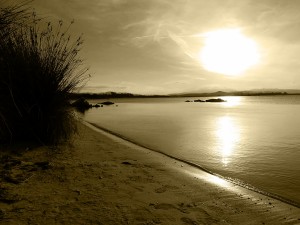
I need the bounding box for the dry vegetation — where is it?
[0,2,88,145]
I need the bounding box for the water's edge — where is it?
[84,120,300,208]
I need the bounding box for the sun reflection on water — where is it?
[216,116,240,166]
[208,175,230,188]
[222,96,242,107]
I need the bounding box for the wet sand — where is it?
[0,121,299,224]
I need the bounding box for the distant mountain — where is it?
[170,89,300,97]
[248,89,300,94]
[69,92,166,99]
[71,89,300,99]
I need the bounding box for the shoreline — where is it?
[82,121,300,223]
[0,121,300,224]
[85,121,300,209]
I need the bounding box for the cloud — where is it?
[14,0,300,93]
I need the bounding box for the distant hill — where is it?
[70,89,300,99]
[248,89,300,94]
[170,89,300,97]
[69,92,166,99]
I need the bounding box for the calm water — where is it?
[84,95,300,206]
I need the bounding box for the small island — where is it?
[205,98,227,102]
[185,98,227,103]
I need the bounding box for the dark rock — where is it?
[185,100,192,102]
[206,98,226,102]
[194,99,205,102]
[100,101,114,106]
[71,98,92,112]
[93,104,100,108]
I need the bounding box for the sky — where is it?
[10,0,300,94]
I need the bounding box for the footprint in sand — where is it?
[153,203,175,210]
[154,185,179,193]
[154,186,167,193]
[181,217,198,225]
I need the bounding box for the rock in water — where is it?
[205,98,226,102]
[100,101,114,106]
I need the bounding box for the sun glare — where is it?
[199,29,260,76]
[216,116,240,166]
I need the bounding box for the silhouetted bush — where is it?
[0,3,88,145]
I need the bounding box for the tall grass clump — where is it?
[0,3,88,145]
[0,2,29,31]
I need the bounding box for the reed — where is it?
[0,2,88,145]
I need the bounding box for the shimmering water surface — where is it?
[84,95,300,206]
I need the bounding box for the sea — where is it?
[83,95,300,207]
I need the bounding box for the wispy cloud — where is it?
[24,0,300,93]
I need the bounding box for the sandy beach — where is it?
[0,121,300,225]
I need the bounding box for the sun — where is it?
[199,29,260,76]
